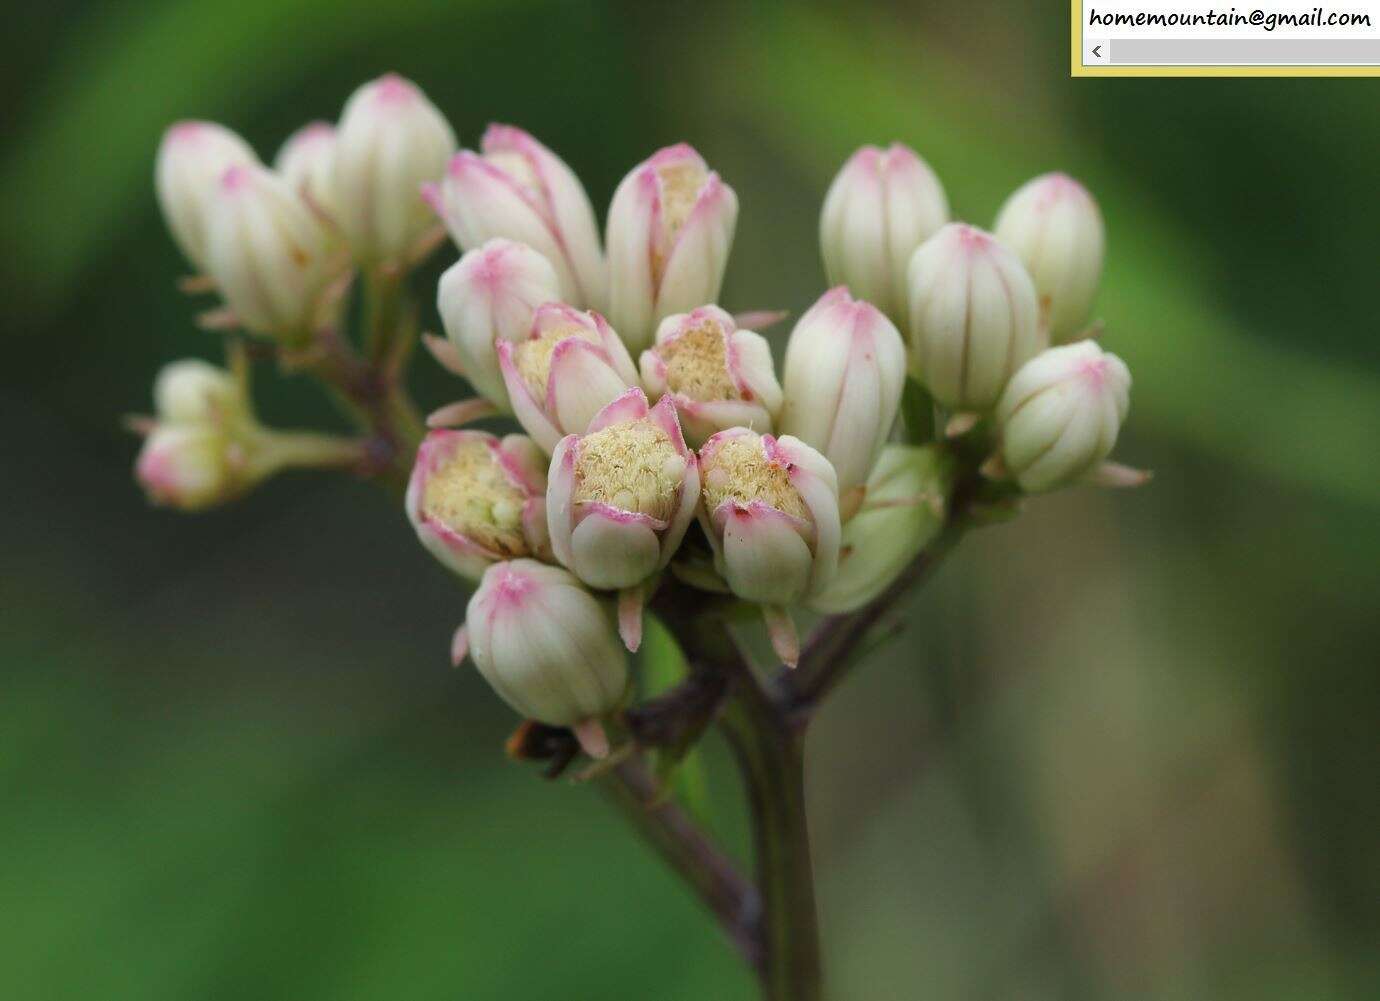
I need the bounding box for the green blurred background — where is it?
[3,1,1377,998]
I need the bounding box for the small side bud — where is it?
[496,303,639,453]
[906,223,1043,411]
[996,341,1132,493]
[405,429,551,581]
[334,73,457,264]
[155,121,260,272]
[464,560,629,733]
[993,173,1105,344]
[606,143,739,353]
[432,125,606,309]
[274,121,338,219]
[153,358,246,427]
[808,445,954,614]
[780,287,907,497]
[639,305,783,448]
[135,425,238,511]
[820,143,949,327]
[437,238,562,410]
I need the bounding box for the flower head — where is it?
[437,238,562,410]
[430,125,606,309]
[333,73,456,264]
[820,143,949,325]
[994,173,1105,344]
[779,287,906,500]
[496,303,639,453]
[906,222,1044,411]
[155,121,260,272]
[639,305,782,447]
[606,144,738,352]
[996,341,1131,492]
[406,430,550,581]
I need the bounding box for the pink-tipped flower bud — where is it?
[155,121,260,272]
[906,223,1043,411]
[333,73,457,264]
[406,430,551,581]
[496,303,639,453]
[606,144,739,353]
[204,165,337,338]
[431,126,607,310]
[639,305,783,448]
[780,287,906,499]
[697,430,840,608]
[274,121,338,218]
[547,388,700,595]
[437,238,562,410]
[463,559,628,735]
[820,143,949,326]
[135,425,237,512]
[994,173,1105,344]
[808,444,953,614]
[996,341,1131,493]
[153,358,247,427]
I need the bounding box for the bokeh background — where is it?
[3,1,1377,998]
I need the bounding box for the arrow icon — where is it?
[1093,44,1103,57]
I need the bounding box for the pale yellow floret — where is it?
[513,322,599,400]
[701,435,808,520]
[573,419,684,522]
[661,320,737,402]
[652,161,707,282]
[423,438,529,555]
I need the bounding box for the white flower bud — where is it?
[406,430,551,581]
[547,388,699,594]
[994,173,1105,344]
[153,358,245,427]
[334,73,456,264]
[135,425,235,511]
[808,445,952,614]
[996,341,1131,493]
[639,305,782,448]
[436,238,562,410]
[430,126,606,310]
[496,303,639,453]
[780,287,906,497]
[154,121,260,272]
[274,121,338,218]
[820,143,949,326]
[906,223,1044,411]
[606,144,738,353]
[203,165,337,338]
[463,559,628,730]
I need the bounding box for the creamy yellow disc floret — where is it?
[701,434,808,520]
[422,438,528,555]
[513,321,599,399]
[652,160,707,282]
[661,320,737,401]
[573,419,685,521]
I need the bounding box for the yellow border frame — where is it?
[1070,0,1380,76]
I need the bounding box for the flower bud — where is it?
[203,165,337,338]
[906,223,1043,412]
[436,238,562,409]
[996,341,1131,493]
[808,445,953,614]
[153,358,246,427]
[462,559,628,733]
[697,430,840,607]
[333,73,457,264]
[430,125,606,309]
[820,143,949,325]
[406,429,551,581]
[155,121,260,272]
[606,144,738,353]
[547,388,699,595]
[639,305,782,448]
[993,173,1104,344]
[780,287,906,498]
[135,425,236,511]
[497,303,639,453]
[274,121,338,218]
